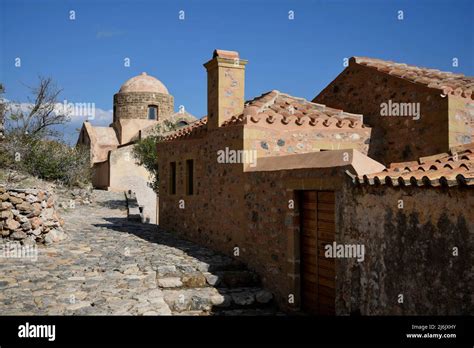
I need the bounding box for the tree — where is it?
[132,120,178,192]
[7,76,69,138]
[0,78,91,187]
[0,84,7,140]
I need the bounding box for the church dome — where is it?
[119,72,169,94]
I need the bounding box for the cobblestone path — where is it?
[0,190,277,315]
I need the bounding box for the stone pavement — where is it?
[0,190,277,315]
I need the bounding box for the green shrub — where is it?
[24,140,91,186]
[132,120,178,192]
[0,134,91,187]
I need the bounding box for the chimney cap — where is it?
[213,49,239,59]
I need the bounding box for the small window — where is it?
[185,159,194,195]
[169,162,176,195]
[148,105,158,120]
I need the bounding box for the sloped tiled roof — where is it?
[222,90,365,128]
[161,117,208,141]
[354,143,474,187]
[351,57,474,99]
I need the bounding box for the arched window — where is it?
[148,105,158,120]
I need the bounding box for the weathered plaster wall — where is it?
[338,182,473,315]
[314,63,450,165]
[91,161,109,189]
[448,95,474,147]
[114,118,158,145]
[109,145,156,223]
[205,57,247,129]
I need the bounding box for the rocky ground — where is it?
[0,189,279,315]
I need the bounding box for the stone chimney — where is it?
[204,49,248,129]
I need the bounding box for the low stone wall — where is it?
[0,185,66,245]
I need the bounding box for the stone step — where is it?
[215,287,274,309]
[214,270,260,288]
[156,269,261,289]
[205,259,247,272]
[161,287,275,313]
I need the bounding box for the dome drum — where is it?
[113,72,174,122]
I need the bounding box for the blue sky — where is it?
[1,0,473,144]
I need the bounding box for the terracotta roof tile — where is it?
[354,143,474,187]
[161,117,208,141]
[222,90,365,128]
[351,57,474,99]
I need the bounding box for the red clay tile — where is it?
[352,57,474,99]
[355,142,474,187]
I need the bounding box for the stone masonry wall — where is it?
[158,125,246,250]
[244,125,371,160]
[158,122,473,314]
[338,182,473,315]
[314,63,450,165]
[448,95,474,146]
[0,186,66,245]
[158,125,351,310]
[114,92,174,121]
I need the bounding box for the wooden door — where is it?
[300,190,335,315]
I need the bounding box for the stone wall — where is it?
[244,124,371,160]
[338,182,473,315]
[158,126,246,246]
[448,95,474,146]
[0,186,66,245]
[158,123,473,314]
[158,124,351,310]
[92,161,109,189]
[313,63,450,165]
[113,92,174,121]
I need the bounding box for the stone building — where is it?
[77,72,196,223]
[313,57,474,165]
[156,50,473,315]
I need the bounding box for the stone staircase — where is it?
[155,257,279,315]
